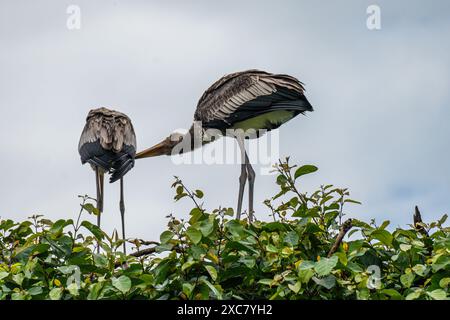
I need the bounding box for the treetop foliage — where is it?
[0,158,449,300]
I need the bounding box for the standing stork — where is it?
[78,107,136,254]
[136,70,313,222]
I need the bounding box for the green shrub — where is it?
[0,158,449,300]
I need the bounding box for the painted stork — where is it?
[136,70,313,222]
[78,107,136,253]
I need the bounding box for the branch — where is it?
[129,246,157,258]
[327,219,352,258]
[114,242,181,268]
[136,239,160,246]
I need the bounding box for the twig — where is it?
[177,178,202,211]
[136,239,160,246]
[129,247,158,258]
[327,219,352,257]
[114,243,181,268]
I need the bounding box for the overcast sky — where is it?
[1,0,449,244]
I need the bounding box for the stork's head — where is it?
[135,130,187,159]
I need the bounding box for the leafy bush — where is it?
[0,159,449,300]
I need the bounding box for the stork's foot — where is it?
[247,211,256,224]
[235,210,256,223]
[235,209,245,221]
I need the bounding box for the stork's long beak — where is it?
[135,140,169,159]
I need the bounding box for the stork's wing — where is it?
[78,109,136,154]
[78,108,137,182]
[194,70,313,129]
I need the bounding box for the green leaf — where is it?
[239,256,256,268]
[379,220,390,230]
[432,255,450,272]
[439,277,450,288]
[438,214,448,226]
[276,174,288,185]
[160,231,174,244]
[258,279,273,286]
[112,275,132,294]
[12,274,24,286]
[198,220,214,237]
[298,269,315,284]
[28,287,43,296]
[186,227,202,244]
[87,282,104,300]
[336,251,347,266]
[226,220,245,237]
[298,260,315,270]
[427,289,447,300]
[81,221,104,239]
[288,281,301,294]
[182,283,194,297]
[314,256,338,276]
[49,219,72,236]
[194,190,204,199]
[49,287,63,300]
[294,165,318,179]
[93,254,108,268]
[181,260,196,272]
[283,231,299,246]
[205,265,218,281]
[400,244,412,251]
[57,265,78,275]
[189,208,204,224]
[400,272,415,288]
[405,289,423,300]
[371,229,393,247]
[200,278,223,300]
[344,199,362,205]
[224,208,234,217]
[312,275,336,289]
[266,244,278,253]
[174,193,188,201]
[281,247,294,256]
[82,203,100,216]
[11,292,28,300]
[263,222,288,232]
[346,262,363,273]
[381,289,403,300]
[412,264,428,277]
[67,283,79,296]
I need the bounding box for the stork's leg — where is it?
[236,138,247,220]
[95,168,101,228]
[236,163,247,220]
[246,153,256,223]
[95,168,104,253]
[119,178,127,255]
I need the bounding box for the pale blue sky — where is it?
[0,1,449,243]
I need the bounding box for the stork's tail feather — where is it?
[110,157,135,183]
[271,99,314,112]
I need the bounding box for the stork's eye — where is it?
[170,132,184,142]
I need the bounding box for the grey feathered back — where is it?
[194,69,310,126]
[78,107,136,153]
[78,107,137,183]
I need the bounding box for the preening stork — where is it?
[136,69,313,222]
[78,107,136,253]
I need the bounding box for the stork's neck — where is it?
[174,122,222,155]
